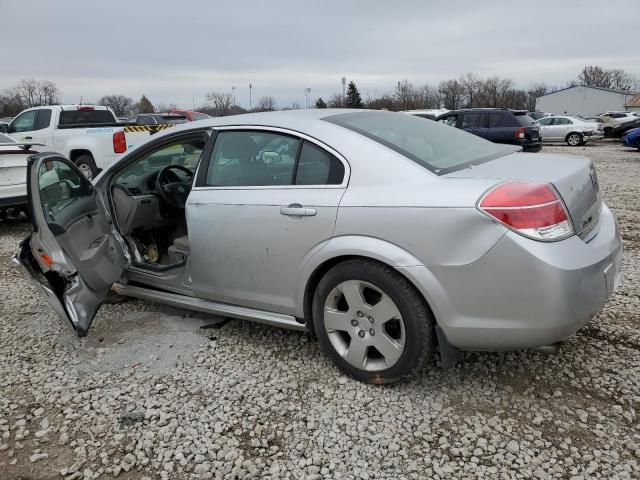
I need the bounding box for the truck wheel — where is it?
[74,154,98,180]
[566,132,582,147]
[312,259,435,384]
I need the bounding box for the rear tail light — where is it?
[113,131,126,153]
[478,181,574,241]
[77,106,95,111]
[515,127,526,139]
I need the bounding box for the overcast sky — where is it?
[2,0,639,109]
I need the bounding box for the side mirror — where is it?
[0,124,8,134]
[259,151,282,164]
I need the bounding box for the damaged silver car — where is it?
[15,110,622,383]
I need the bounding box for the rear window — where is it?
[324,111,509,174]
[59,109,116,126]
[513,112,535,126]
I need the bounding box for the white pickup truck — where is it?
[0,105,173,180]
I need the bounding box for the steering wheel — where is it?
[155,165,193,209]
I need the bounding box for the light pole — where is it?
[341,77,346,104]
[231,87,236,106]
[249,83,252,111]
[306,87,311,108]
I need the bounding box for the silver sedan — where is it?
[16,110,622,384]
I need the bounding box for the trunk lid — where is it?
[0,150,30,187]
[446,152,602,237]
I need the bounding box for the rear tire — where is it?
[74,154,98,180]
[312,259,435,384]
[566,132,582,147]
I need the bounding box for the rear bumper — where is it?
[0,184,27,209]
[401,203,622,351]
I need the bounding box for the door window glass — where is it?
[206,131,300,186]
[536,117,553,126]
[34,110,52,130]
[461,113,476,129]
[488,113,503,127]
[474,113,489,128]
[38,160,86,222]
[553,118,571,125]
[114,137,205,185]
[295,141,345,185]
[11,110,37,133]
[438,114,458,127]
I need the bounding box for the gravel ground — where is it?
[1,140,639,480]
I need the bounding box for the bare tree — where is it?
[577,65,635,91]
[438,79,466,110]
[395,80,417,110]
[327,93,345,108]
[459,73,481,108]
[205,92,233,116]
[98,94,134,116]
[255,96,276,112]
[527,83,548,111]
[8,78,60,108]
[365,93,396,111]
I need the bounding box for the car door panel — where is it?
[16,153,126,336]
[187,187,343,315]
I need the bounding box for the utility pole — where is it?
[306,87,311,108]
[231,86,236,106]
[341,77,346,104]
[192,96,196,110]
[249,83,252,111]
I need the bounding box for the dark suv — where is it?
[436,109,542,152]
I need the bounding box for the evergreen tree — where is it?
[315,97,327,108]
[345,81,363,108]
[136,95,155,113]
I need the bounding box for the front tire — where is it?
[566,132,582,147]
[312,259,435,384]
[74,154,98,180]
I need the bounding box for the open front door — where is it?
[15,153,126,337]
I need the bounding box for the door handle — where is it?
[23,136,33,140]
[280,204,317,217]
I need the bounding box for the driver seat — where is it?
[168,235,189,263]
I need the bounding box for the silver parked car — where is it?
[15,110,622,384]
[534,115,602,146]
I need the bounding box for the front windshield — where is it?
[323,111,509,174]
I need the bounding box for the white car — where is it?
[534,115,602,146]
[2,105,165,180]
[598,111,638,124]
[0,133,43,219]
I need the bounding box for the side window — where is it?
[438,114,458,127]
[38,160,87,222]
[10,110,37,133]
[461,113,476,129]
[206,131,300,187]
[114,137,205,184]
[488,113,503,128]
[537,117,552,126]
[34,110,52,131]
[554,118,570,125]
[474,113,489,128]
[295,141,345,185]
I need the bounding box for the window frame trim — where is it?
[192,125,350,191]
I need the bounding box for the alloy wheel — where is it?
[323,280,406,372]
[567,134,581,146]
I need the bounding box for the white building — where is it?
[536,85,637,116]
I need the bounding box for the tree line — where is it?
[1,65,637,119]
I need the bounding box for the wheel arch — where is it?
[69,149,94,163]
[297,237,444,332]
[565,131,583,143]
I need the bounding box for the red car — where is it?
[169,109,210,121]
